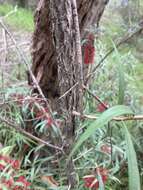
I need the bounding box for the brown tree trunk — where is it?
[30,0,109,102]
[30,0,109,112]
[29,0,109,188]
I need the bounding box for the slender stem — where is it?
[0,116,63,151]
[73,111,143,121]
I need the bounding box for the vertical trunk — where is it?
[52,1,83,186]
[30,0,109,109]
[29,0,109,187]
[77,0,109,37]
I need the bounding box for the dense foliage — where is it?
[0,1,143,189]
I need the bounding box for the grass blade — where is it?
[111,39,125,104]
[118,61,125,104]
[68,105,133,160]
[123,125,141,190]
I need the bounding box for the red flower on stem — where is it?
[101,144,111,154]
[83,175,99,189]
[97,102,108,112]
[1,177,14,188]
[11,160,20,170]
[83,168,108,189]
[15,176,31,189]
[0,154,20,170]
[84,34,95,65]
[0,164,5,170]
[84,45,95,64]
[35,107,53,127]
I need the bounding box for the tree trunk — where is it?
[30,0,109,108]
[29,0,109,188]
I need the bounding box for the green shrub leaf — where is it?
[124,125,141,190]
[68,105,133,160]
[118,61,125,104]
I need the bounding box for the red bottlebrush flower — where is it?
[44,108,49,113]
[97,103,108,112]
[83,168,108,189]
[101,144,111,154]
[96,167,108,182]
[13,187,22,190]
[84,33,95,65]
[16,176,26,182]
[1,177,14,188]
[16,176,31,188]
[35,108,53,127]
[0,154,20,170]
[11,160,20,170]
[45,116,53,126]
[5,179,14,188]
[0,163,5,170]
[83,175,99,189]
[13,186,25,190]
[84,44,95,65]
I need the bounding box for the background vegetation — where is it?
[0,1,143,189]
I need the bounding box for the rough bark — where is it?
[30,0,109,107]
[29,0,109,187]
[77,0,109,37]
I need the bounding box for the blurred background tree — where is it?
[0,0,38,9]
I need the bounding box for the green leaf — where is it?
[118,61,125,104]
[0,146,14,155]
[68,105,133,160]
[111,39,125,104]
[123,125,141,190]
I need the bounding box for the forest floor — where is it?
[0,3,33,88]
[0,21,31,88]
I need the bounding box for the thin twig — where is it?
[58,82,78,100]
[73,111,143,121]
[107,122,113,164]
[0,116,63,151]
[86,24,143,81]
[1,28,8,100]
[83,85,109,109]
[67,184,71,190]
[0,5,17,19]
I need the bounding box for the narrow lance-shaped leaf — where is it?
[123,125,141,190]
[118,61,125,104]
[68,105,133,160]
[111,40,125,104]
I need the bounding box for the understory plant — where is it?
[0,2,143,190]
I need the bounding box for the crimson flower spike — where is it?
[84,34,95,65]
